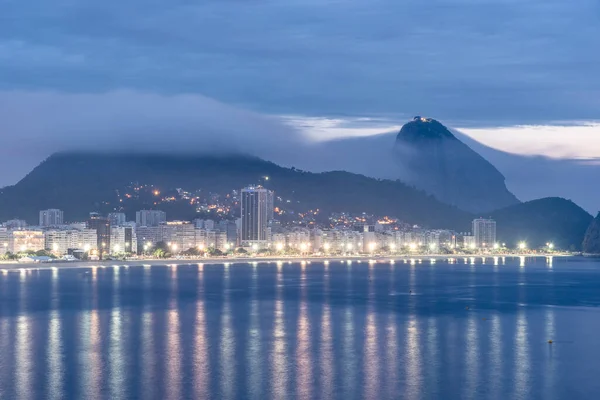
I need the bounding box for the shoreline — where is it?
[0,253,569,271]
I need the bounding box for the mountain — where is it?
[0,152,590,249]
[489,197,593,250]
[582,213,600,254]
[394,117,519,213]
[0,152,471,229]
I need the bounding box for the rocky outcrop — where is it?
[393,117,519,213]
[583,213,600,254]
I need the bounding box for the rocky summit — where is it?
[583,212,600,254]
[393,117,519,213]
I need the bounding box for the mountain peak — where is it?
[393,117,519,213]
[398,117,456,141]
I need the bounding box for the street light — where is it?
[276,242,284,251]
[518,242,527,250]
[368,242,376,253]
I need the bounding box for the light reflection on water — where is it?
[0,258,599,399]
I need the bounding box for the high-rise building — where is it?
[266,190,275,221]
[110,226,137,254]
[136,210,166,227]
[39,209,64,227]
[108,212,127,227]
[87,213,110,259]
[0,228,9,255]
[472,218,497,248]
[240,186,271,247]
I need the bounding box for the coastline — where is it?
[0,253,569,271]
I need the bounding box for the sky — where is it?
[1,0,599,210]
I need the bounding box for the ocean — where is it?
[0,257,599,399]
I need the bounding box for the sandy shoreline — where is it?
[0,253,569,271]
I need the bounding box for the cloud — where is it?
[1,0,599,122]
[0,90,307,186]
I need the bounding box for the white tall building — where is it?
[136,210,166,227]
[0,228,9,255]
[240,186,271,247]
[39,209,64,227]
[110,226,137,254]
[472,218,497,248]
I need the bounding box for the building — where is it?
[136,210,166,227]
[0,228,9,255]
[240,186,271,247]
[193,219,215,230]
[266,190,275,221]
[45,229,97,255]
[108,212,127,227]
[11,230,45,253]
[136,226,162,250]
[87,213,110,258]
[463,235,477,249]
[110,226,137,254]
[39,209,64,227]
[3,219,27,229]
[217,220,238,246]
[472,218,497,248]
[161,221,196,253]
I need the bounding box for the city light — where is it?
[368,242,376,252]
[324,242,330,251]
[429,243,437,251]
[493,243,499,250]
[409,243,417,251]
[518,242,527,250]
[547,242,554,250]
[276,242,284,251]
